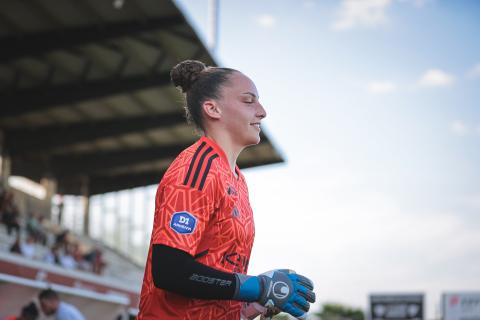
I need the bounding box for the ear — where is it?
[202,100,222,120]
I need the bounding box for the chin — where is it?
[245,135,261,146]
[236,131,261,148]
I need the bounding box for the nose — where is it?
[256,102,267,119]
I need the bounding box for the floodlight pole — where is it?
[208,0,219,53]
[81,176,90,236]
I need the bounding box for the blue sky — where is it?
[174,0,480,317]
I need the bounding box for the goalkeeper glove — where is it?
[234,269,315,320]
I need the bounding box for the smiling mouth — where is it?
[250,123,261,130]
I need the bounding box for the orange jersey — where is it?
[138,136,255,320]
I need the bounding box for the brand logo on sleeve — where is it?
[170,211,197,234]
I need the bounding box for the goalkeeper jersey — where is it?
[138,136,255,320]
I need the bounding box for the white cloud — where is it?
[255,14,276,28]
[367,81,397,94]
[331,0,392,31]
[331,0,432,31]
[467,63,480,79]
[418,69,455,87]
[248,167,480,316]
[450,120,469,136]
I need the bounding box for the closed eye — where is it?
[241,92,259,104]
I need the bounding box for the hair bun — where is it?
[170,60,207,93]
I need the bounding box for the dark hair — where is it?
[21,302,39,320]
[170,60,237,132]
[39,288,59,301]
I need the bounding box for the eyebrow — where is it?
[241,92,258,99]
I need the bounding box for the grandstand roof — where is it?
[0,0,284,195]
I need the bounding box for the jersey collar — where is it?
[199,136,242,180]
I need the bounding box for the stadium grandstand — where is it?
[0,0,283,318]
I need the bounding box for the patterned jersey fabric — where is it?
[138,136,255,320]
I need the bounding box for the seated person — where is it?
[38,289,85,320]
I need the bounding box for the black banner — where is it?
[370,294,424,320]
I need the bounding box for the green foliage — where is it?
[316,303,365,320]
[271,313,293,319]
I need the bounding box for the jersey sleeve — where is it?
[150,176,218,256]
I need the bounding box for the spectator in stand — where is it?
[83,247,106,274]
[0,191,21,236]
[0,186,6,218]
[9,233,22,254]
[44,243,61,265]
[38,289,85,320]
[10,233,39,261]
[72,242,90,271]
[4,301,39,320]
[26,212,47,245]
[4,200,107,275]
[19,234,37,259]
[58,242,77,269]
[54,230,69,250]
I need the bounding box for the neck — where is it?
[204,131,243,175]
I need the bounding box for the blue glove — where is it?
[234,269,315,320]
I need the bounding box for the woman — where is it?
[138,60,315,320]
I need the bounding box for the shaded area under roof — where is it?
[0,0,284,196]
